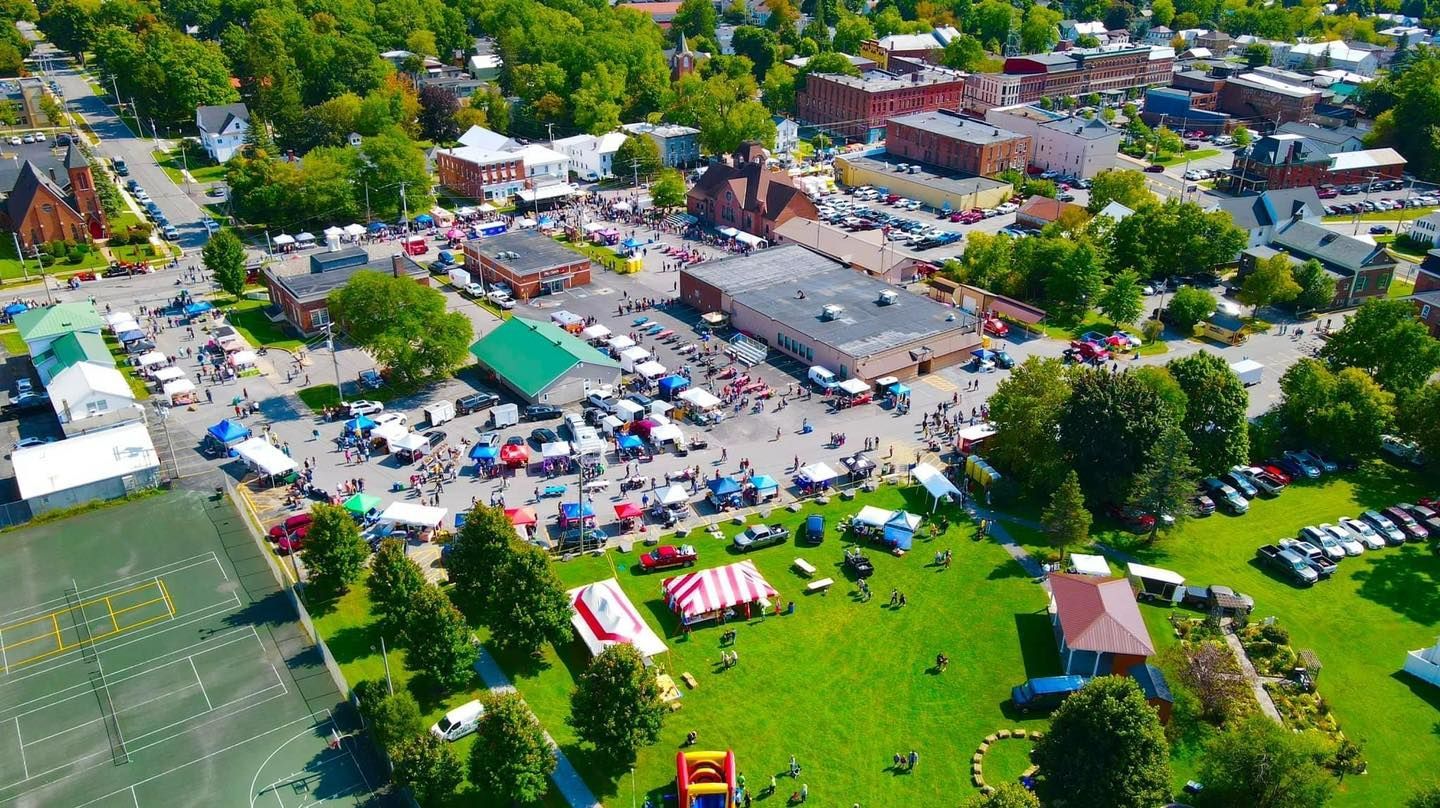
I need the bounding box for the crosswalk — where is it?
[923,375,958,392]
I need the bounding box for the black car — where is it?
[456,392,500,415]
[625,392,653,408]
[505,435,525,446]
[530,427,559,445]
[522,404,562,421]
[7,391,49,411]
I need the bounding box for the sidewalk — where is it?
[474,647,604,808]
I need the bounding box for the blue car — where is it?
[1012,675,1088,712]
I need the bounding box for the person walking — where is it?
[908,750,919,770]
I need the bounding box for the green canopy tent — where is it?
[343,492,381,517]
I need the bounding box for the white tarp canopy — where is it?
[568,578,668,659]
[911,462,961,511]
[650,423,683,444]
[575,434,606,456]
[854,505,892,527]
[580,324,612,340]
[105,311,133,327]
[678,388,721,409]
[296,232,316,243]
[372,421,408,445]
[1127,562,1185,586]
[273,233,295,246]
[109,316,138,333]
[230,350,258,367]
[392,432,427,452]
[323,226,345,238]
[836,378,870,395]
[542,441,573,458]
[649,400,673,416]
[607,335,636,350]
[636,360,667,379]
[657,484,689,505]
[798,462,838,483]
[137,350,167,367]
[152,366,185,382]
[344,223,366,237]
[378,502,447,528]
[1070,553,1111,576]
[734,231,767,249]
[162,379,196,397]
[233,437,297,477]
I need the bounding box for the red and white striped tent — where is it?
[567,578,668,659]
[662,560,778,622]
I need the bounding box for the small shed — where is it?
[1198,311,1246,345]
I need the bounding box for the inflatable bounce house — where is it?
[676,749,736,808]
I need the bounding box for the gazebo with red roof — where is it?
[1048,573,1156,678]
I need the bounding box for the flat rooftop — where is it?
[887,111,1025,144]
[268,251,426,302]
[467,229,587,277]
[810,67,963,92]
[837,152,1010,197]
[688,245,974,358]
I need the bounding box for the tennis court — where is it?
[0,491,382,807]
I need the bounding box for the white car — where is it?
[430,700,484,742]
[486,290,516,309]
[374,411,408,429]
[1338,517,1386,551]
[347,400,384,416]
[463,282,485,298]
[996,202,1019,214]
[1320,523,1365,556]
[1299,526,1345,561]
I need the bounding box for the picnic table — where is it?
[806,577,835,593]
[793,558,816,576]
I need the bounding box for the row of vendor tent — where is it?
[852,505,924,550]
[705,474,779,506]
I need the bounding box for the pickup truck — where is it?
[1278,539,1338,579]
[638,544,698,572]
[732,523,789,552]
[1256,544,1320,585]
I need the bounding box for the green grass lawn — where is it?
[0,327,26,357]
[214,295,305,351]
[1042,462,1440,806]
[1152,149,1220,167]
[314,485,1060,805]
[296,380,407,413]
[151,144,227,186]
[1323,205,1439,224]
[109,241,166,265]
[109,207,145,234]
[0,237,108,282]
[1388,275,1416,299]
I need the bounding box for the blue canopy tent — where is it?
[345,415,377,433]
[3,302,27,316]
[368,221,387,233]
[469,444,499,460]
[621,238,643,249]
[886,381,911,396]
[706,476,742,496]
[883,510,922,550]
[750,474,779,499]
[184,301,214,317]
[617,434,643,449]
[117,329,146,343]
[559,501,596,527]
[206,419,251,447]
[537,215,555,227]
[971,349,995,361]
[657,375,690,399]
[414,213,434,226]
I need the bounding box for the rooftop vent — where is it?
[821,304,845,321]
[877,290,898,306]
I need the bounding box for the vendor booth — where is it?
[152,366,186,386]
[346,415,378,434]
[470,443,501,477]
[500,443,529,468]
[613,501,644,531]
[579,324,612,342]
[657,484,689,506]
[136,351,168,369]
[957,423,997,454]
[616,433,646,459]
[1070,553,1111,577]
[550,310,585,334]
[559,501,596,528]
[707,476,744,510]
[851,505,921,549]
[162,379,198,404]
[229,350,260,377]
[376,502,448,541]
[676,388,722,423]
[233,437,298,481]
[662,560,778,628]
[392,432,431,463]
[619,347,651,373]
[911,462,961,511]
[748,474,779,502]
[370,421,408,453]
[657,375,690,400]
[569,578,668,658]
[506,506,538,538]
[649,423,685,452]
[607,334,636,351]
[841,453,876,480]
[635,360,667,380]
[795,462,838,493]
[204,419,251,453]
[343,492,382,520]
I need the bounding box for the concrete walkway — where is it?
[474,647,604,808]
[1222,631,1284,723]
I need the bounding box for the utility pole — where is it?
[546,122,555,146]
[364,183,371,223]
[380,635,394,695]
[11,232,27,281]
[326,324,345,405]
[109,75,120,104]
[632,163,639,189]
[399,182,409,228]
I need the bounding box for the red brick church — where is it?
[1,142,107,249]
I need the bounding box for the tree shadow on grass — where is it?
[1014,612,1062,679]
[988,559,1031,580]
[1346,461,1431,510]
[1350,547,1440,627]
[487,643,555,680]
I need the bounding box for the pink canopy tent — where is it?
[662,560,777,626]
[505,506,537,526]
[567,578,668,659]
[614,502,644,519]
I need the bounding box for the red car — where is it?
[1261,465,1292,485]
[1106,503,1156,533]
[639,544,698,572]
[268,513,312,542]
[1069,340,1110,361]
[1317,188,1338,199]
[982,316,1009,337]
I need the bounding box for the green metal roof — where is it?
[14,302,105,347]
[468,318,618,398]
[47,331,114,373]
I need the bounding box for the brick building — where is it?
[434,126,569,203]
[463,229,591,300]
[263,248,430,335]
[1,143,106,249]
[1408,251,1440,336]
[884,111,1030,177]
[1222,133,1405,193]
[1238,219,1395,310]
[687,143,819,241]
[962,45,1174,113]
[795,68,965,143]
[1215,73,1319,124]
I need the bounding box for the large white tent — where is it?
[233,437,297,477]
[657,484,689,505]
[378,502,447,528]
[677,388,721,410]
[607,334,636,351]
[579,324,612,341]
[635,360,667,379]
[567,578,667,659]
[797,462,838,484]
[911,462,961,511]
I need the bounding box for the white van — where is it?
[430,699,484,742]
[808,366,837,390]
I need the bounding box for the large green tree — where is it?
[445,504,516,612]
[1196,716,1336,808]
[391,733,465,808]
[1033,677,1172,808]
[652,169,687,208]
[1086,169,1153,213]
[1318,297,1440,395]
[357,128,432,221]
[613,135,661,183]
[368,538,428,635]
[299,504,368,592]
[484,541,572,655]
[672,0,719,42]
[470,692,554,804]
[1363,48,1440,180]
[203,230,247,300]
[402,585,475,690]
[1238,253,1302,314]
[1166,286,1217,332]
[1059,369,1176,505]
[568,644,667,766]
[1128,424,1198,542]
[1042,470,1091,559]
[987,357,1072,494]
[1410,783,1440,808]
[1098,270,1145,327]
[1107,199,1246,282]
[93,25,238,127]
[355,680,425,756]
[329,272,474,389]
[963,783,1040,808]
[1167,352,1250,474]
[1292,259,1337,313]
[1277,358,1396,458]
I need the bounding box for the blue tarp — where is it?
[971,349,995,361]
[707,476,742,496]
[345,415,377,432]
[207,419,251,444]
[415,214,434,225]
[622,238,643,249]
[117,329,146,342]
[559,502,595,520]
[750,474,778,494]
[470,444,499,460]
[3,302,27,316]
[617,434,643,449]
[368,221,387,233]
[888,382,911,396]
[657,375,690,397]
[184,301,214,316]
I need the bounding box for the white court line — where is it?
[247,711,340,808]
[189,658,212,711]
[14,718,26,779]
[213,554,230,582]
[263,752,363,808]
[0,554,221,622]
[20,678,205,749]
[129,784,140,808]
[0,624,9,674]
[0,626,259,718]
[0,593,242,687]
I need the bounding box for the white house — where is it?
[1284,41,1378,76]
[1409,210,1440,246]
[985,105,1121,178]
[436,126,574,202]
[195,103,250,164]
[773,116,800,155]
[551,132,627,181]
[1207,187,1325,250]
[47,361,143,436]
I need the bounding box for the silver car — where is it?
[1320,523,1365,556]
[1338,517,1385,551]
[1299,526,1345,561]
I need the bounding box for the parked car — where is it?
[1320,523,1365,556]
[1275,454,1319,480]
[522,404,562,421]
[7,391,49,411]
[456,392,500,415]
[993,350,1015,369]
[732,523,789,552]
[625,392,653,408]
[1360,510,1409,546]
[1012,675,1088,713]
[1144,164,1165,172]
[638,544,698,572]
[1203,478,1249,513]
[430,700,484,742]
[1238,466,1285,496]
[1256,544,1319,585]
[586,392,618,413]
[1222,470,1258,499]
[1381,434,1426,466]
[1296,449,1337,473]
[1337,517,1386,550]
[1384,505,1430,541]
[347,400,383,416]
[1191,494,1216,516]
[1279,539,1338,579]
[530,427,559,445]
[802,514,825,546]
[1298,525,1345,560]
[486,290,516,309]
[1180,584,1254,614]
[1261,464,1293,485]
[1402,503,1440,536]
[358,369,384,389]
[1106,502,1156,533]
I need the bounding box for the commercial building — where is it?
[962,45,1174,113]
[686,143,818,242]
[1275,122,1367,154]
[13,422,160,516]
[983,105,1121,177]
[1206,187,1324,249]
[621,122,701,167]
[679,245,980,381]
[1408,211,1440,246]
[795,68,965,143]
[1,78,51,128]
[1239,219,1395,309]
[435,126,571,203]
[195,103,250,164]
[14,301,105,357]
[0,142,107,248]
[468,317,620,404]
[463,229,591,299]
[1216,73,1319,124]
[771,218,929,284]
[1410,287,1440,337]
[1140,87,1232,135]
[1283,41,1378,76]
[857,26,960,68]
[1015,196,1085,230]
[31,330,112,385]
[884,111,1030,177]
[262,247,431,334]
[1221,133,1405,193]
[834,152,1013,211]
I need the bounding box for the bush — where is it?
[129,222,153,237]
[108,231,130,247]
[37,253,54,267]
[65,248,82,264]
[1141,317,1164,342]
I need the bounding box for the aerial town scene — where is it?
[0,0,1435,806]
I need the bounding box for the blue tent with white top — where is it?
[617,434,643,449]
[207,419,251,446]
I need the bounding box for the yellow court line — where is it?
[0,581,165,634]
[51,614,63,652]
[158,578,175,617]
[0,591,174,667]
[5,613,172,669]
[104,596,119,632]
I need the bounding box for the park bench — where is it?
[805,577,834,593]
[793,558,816,576]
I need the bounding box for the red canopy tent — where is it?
[567,578,668,659]
[499,443,529,467]
[614,502,644,519]
[505,506,537,526]
[662,560,778,627]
